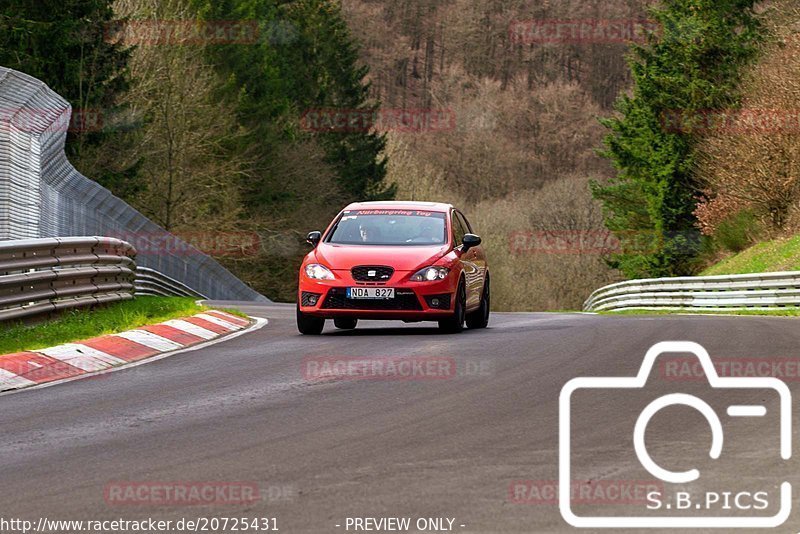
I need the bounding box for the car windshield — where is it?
[326,209,447,246]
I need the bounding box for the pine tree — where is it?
[592,0,762,277]
[192,0,394,204]
[284,0,393,200]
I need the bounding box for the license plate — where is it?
[346,287,395,299]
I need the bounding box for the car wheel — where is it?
[334,318,358,330]
[466,274,490,329]
[438,280,466,334]
[297,304,325,335]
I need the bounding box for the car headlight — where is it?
[305,263,335,280]
[410,266,450,282]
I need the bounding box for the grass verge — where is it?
[219,307,249,319]
[600,308,800,317]
[702,234,800,275]
[0,297,207,355]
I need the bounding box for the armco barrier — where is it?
[0,66,267,302]
[134,267,206,299]
[0,237,136,322]
[584,271,800,312]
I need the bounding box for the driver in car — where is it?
[359,223,375,243]
[411,221,440,243]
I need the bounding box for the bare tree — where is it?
[696,1,800,233]
[113,0,251,232]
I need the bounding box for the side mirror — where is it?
[306,231,322,247]
[462,233,482,251]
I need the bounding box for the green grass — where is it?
[590,235,800,318]
[219,307,249,319]
[600,308,800,317]
[702,234,800,275]
[596,236,800,318]
[0,297,207,355]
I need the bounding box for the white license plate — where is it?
[347,287,395,299]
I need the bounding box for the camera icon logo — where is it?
[559,341,792,528]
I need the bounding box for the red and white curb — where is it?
[0,310,265,394]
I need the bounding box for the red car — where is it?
[297,201,489,334]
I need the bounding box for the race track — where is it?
[1,304,798,533]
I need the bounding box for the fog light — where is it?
[301,292,322,306]
[424,294,451,309]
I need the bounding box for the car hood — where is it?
[313,243,451,271]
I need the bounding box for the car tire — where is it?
[466,274,490,329]
[438,280,466,334]
[334,318,358,330]
[297,304,325,335]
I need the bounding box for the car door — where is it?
[454,210,484,310]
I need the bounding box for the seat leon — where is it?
[297,201,489,334]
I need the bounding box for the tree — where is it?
[695,2,800,237]
[192,0,394,203]
[112,0,250,233]
[592,0,762,277]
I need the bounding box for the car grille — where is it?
[351,265,394,283]
[321,288,423,310]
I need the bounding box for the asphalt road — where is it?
[1,304,799,533]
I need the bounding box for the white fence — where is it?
[584,271,800,312]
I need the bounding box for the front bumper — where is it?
[298,271,457,321]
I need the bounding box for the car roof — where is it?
[343,201,454,213]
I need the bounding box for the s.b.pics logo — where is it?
[559,342,791,529]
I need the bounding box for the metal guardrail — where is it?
[0,237,136,322]
[135,267,206,299]
[584,271,800,312]
[0,66,268,302]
